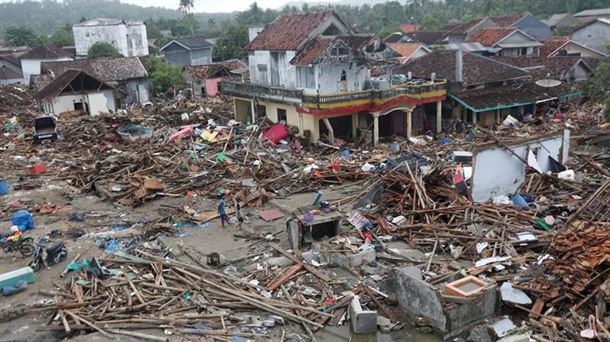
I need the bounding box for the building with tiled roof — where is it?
[467,28,543,56]
[571,18,610,54]
[446,18,497,43]
[160,36,213,66]
[221,11,448,145]
[540,36,606,57]
[387,43,430,63]
[489,14,552,41]
[543,13,579,31]
[493,56,597,81]
[19,44,74,84]
[405,31,448,45]
[37,57,149,105]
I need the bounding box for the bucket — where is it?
[0,180,9,196]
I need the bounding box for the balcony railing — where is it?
[219,81,303,105]
[220,80,447,109]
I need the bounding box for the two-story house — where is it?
[73,18,149,57]
[220,11,447,145]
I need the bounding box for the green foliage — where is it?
[214,23,248,60]
[50,26,74,47]
[88,42,123,58]
[144,56,184,94]
[4,26,42,47]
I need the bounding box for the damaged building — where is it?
[220,10,447,145]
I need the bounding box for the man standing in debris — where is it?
[218,194,227,228]
[233,195,243,229]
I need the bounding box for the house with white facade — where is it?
[36,70,117,116]
[19,45,73,83]
[37,57,149,106]
[220,11,447,145]
[73,18,148,57]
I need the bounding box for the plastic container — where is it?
[0,180,8,196]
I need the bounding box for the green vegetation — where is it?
[581,45,610,120]
[144,56,185,95]
[3,26,44,47]
[88,42,124,58]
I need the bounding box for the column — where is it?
[322,117,335,143]
[406,108,413,138]
[250,100,256,123]
[373,112,380,146]
[351,113,358,140]
[472,111,477,125]
[436,101,442,134]
[496,109,501,124]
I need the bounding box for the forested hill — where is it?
[1,0,609,37]
[0,0,226,33]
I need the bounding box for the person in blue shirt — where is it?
[218,194,227,228]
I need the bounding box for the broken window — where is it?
[256,104,267,119]
[330,46,349,57]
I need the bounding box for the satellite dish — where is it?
[535,79,562,88]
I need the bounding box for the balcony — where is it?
[219,81,303,105]
[220,80,447,112]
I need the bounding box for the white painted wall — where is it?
[21,57,73,83]
[315,63,367,93]
[74,23,148,57]
[46,91,115,116]
[471,130,570,202]
[571,21,610,53]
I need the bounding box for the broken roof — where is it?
[541,36,570,56]
[186,60,247,80]
[290,35,372,65]
[20,45,73,60]
[396,49,528,86]
[160,36,213,51]
[451,82,572,112]
[36,69,114,100]
[0,53,20,66]
[247,11,345,51]
[40,57,148,85]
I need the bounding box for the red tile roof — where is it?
[387,43,424,59]
[467,27,516,46]
[20,44,72,60]
[290,37,333,65]
[247,11,336,51]
[541,36,569,56]
[490,15,524,27]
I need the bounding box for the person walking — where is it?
[218,194,227,228]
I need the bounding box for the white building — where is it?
[73,18,148,57]
[19,45,73,83]
[571,19,610,54]
[36,70,117,116]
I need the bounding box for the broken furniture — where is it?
[33,116,58,143]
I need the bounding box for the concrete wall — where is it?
[74,23,148,57]
[471,130,570,202]
[314,63,367,93]
[21,57,73,83]
[515,15,552,41]
[249,50,296,88]
[257,100,320,141]
[557,42,607,57]
[571,21,610,53]
[190,48,213,65]
[47,91,115,116]
[122,79,149,104]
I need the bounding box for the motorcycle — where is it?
[0,230,35,257]
[29,238,68,271]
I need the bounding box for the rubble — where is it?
[0,83,609,341]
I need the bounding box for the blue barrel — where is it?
[0,180,9,196]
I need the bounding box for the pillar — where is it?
[373,112,380,146]
[351,113,358,140]
[250,100,256,123]
[406,108,413,138]
[436,101,442,134]
[472,110,477,125]
[496,109,501,124]
[322,117,335,143]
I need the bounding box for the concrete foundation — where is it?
[391,266,499,339]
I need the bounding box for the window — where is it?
[520,47,528,56]
[330,46,349,57]
[256,104,267,119]
[277,108,287,123]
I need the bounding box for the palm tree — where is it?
[178,0,195,37]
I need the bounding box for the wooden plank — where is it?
[269,243,330,282]
[266,264,304,291]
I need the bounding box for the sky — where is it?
[0,0,340,13]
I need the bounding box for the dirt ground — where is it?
[0,178,440,341]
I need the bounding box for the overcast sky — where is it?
[0,0,338,13]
